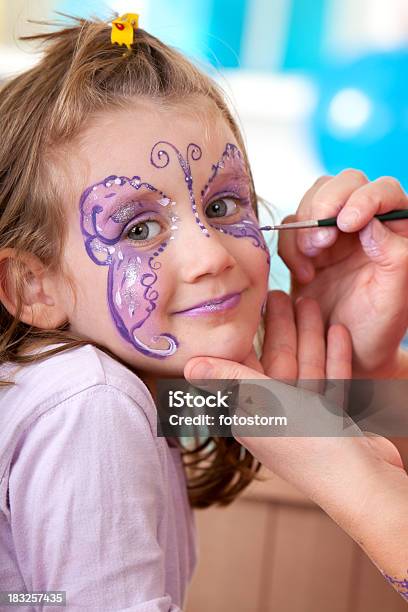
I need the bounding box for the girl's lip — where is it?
[172,292,242,316]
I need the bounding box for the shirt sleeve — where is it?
[8,385,184,611]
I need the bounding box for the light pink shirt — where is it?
[0,343,197,610]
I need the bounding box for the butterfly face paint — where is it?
[79,139,207,360]
[79,140,269,360]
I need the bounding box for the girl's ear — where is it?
[0,248,69,329]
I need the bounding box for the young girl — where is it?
[0,13,272,610]
[0,12,407,610]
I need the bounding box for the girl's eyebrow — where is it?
[108,187,164,209]
[108,191,175,223]
[211,167,248,180]
[218,169,250,183]
[201,166,251,196]
[81,177,160,204]
[201,146,251,193]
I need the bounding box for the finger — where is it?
[297,225,338,258]
[337,176,408,232]
[324,325,352,410]
[383,218,408,239]
[297,169,368,255]
[261,290,297,381]
[184,356,268,383]
[277,215,316,283]
[297,175,333,219]
[242,346,264,374]
[285,176,332,260]
[359,218,408,273]
[295,296,326,393]
[326,324,352,379]
[358,219,408,340]
[279,176,332,265]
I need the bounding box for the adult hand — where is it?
[277,171,408,378]
[184,291,408,602]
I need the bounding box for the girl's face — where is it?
[61,100,270,376]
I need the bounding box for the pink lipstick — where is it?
[173,292,242,317]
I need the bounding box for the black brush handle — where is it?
[318,209,408,227]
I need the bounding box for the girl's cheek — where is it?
[208,208,271,275]
[79,176,180,360]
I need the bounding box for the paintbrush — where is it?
[259,208,408,231]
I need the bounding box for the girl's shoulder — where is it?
[0,342,161,478]
[1,341,154,409]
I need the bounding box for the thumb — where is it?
[184,356,268,382]
[359,218,408,272]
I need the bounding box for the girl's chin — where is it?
[132,335,257,377]
[186,340,254,364]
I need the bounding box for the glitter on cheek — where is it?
[122,259,140,290]
[158,197,171,206]
[166,208,181,240]
[115,258,142,314]
[109,239,178,358]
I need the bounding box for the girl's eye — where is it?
[126,220,162,242]
[205,197,239,219]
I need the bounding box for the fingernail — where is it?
[301,233,321,256]
[359,219,385,249]
[359,221,373,246]
[295,296,304,305]
[337,208,360,230]
[187,360,214,379]
[311,228,332,246]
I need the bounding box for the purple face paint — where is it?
[201,143,271,266]
[150,141,209,236]
[79,174,179,359]
[381,570,408,601]
[79,140,269,361]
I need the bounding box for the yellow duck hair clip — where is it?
[111,13,140,53]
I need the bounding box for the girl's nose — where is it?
[174,221,237,283]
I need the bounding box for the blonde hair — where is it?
[0,13,268,508]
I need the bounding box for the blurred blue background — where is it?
[0,0,407,297]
